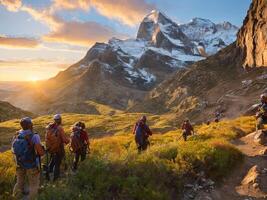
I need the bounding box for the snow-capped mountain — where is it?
[180,18,238,55]
[63,11,237,89]
[12,10,239,113]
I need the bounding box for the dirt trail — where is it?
[197,132,267,200]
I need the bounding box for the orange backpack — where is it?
[45,123,62,153]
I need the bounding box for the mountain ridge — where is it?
[0,10,239,114]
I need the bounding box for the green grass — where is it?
[0,113,174,147]
[0,115,256,199]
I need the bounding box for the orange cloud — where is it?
[44,21,125,46]
[1,2,133,47]
[0,36,40,48]
[21,6,62,30]
[53,0,155,26]
[0,0,21,11]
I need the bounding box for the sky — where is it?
[0,0,251,81]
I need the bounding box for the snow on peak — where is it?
[180,18,238,55]
[143,10,173,25]
[190,18,215,28]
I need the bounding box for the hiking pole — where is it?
[177,134,184,141]
[45,150,50,181]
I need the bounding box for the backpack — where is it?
[135,122,144,145]
[45,123,61,153]
[12,131,37,169]
[70,129,84,153]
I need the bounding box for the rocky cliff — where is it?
[237,0,267,68]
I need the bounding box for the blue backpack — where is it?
[135,123,144,145]
[12,131,37,169]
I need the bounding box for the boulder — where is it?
[259,148,267,156]
[254,130,267,145]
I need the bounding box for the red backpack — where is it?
[70,128,84,152]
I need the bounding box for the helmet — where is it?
[53,114,62,120]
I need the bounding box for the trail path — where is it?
[197,132,267,200]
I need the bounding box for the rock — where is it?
[236,0,267,68]
[253,183,259,189]
[259,148,267,156]
[184,184,194,188]
[241,165,260,185]
[261,168,267,174]
[254,130,267,145]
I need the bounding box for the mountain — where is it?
[180,18,238,56]
[0,101,33,122]
[0,11,238,114]
[130,0,267,123]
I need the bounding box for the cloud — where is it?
[0,1,132,47]
[0,36,40,48]
[44,21,125,46]
[21,5,126,46]
[53,0,155,26]
[0,0,21,11]
[21,6,62,30]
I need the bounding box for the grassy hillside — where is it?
[0,113,176,148]
[0,101,33,122]
[0,114,256,199]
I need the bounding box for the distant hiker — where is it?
[181,119,194,141]
[71,122,90,171]
[12,117,45,200]
[256,94,267,130]
[133,116,152,153]
[45,114,69,181]
[214,111,221,123]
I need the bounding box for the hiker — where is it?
[256,94,267,130]
[133,116,152,153]
[214,111,221,123]
[181,119,194,141]
[45,114,69,181]
[71,122,90,171]
[12,117,45,200]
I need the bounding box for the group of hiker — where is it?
[10,93,267,199]
[11,114,89,199]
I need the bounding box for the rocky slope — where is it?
[130,0,267,123]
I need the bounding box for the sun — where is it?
[29,77,39,82]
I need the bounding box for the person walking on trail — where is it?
[45,114,69,181]
[181,119,194,141]
[133,116,152,153]
[12,117,45,200]
[256,94,267,130]
[71,122,90,171]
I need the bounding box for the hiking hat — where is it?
[53,114,62,120]
[140,116,147,123]
[20,117,32,129]
[20,117,32,124]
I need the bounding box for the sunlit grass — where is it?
[0,115,256,199]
